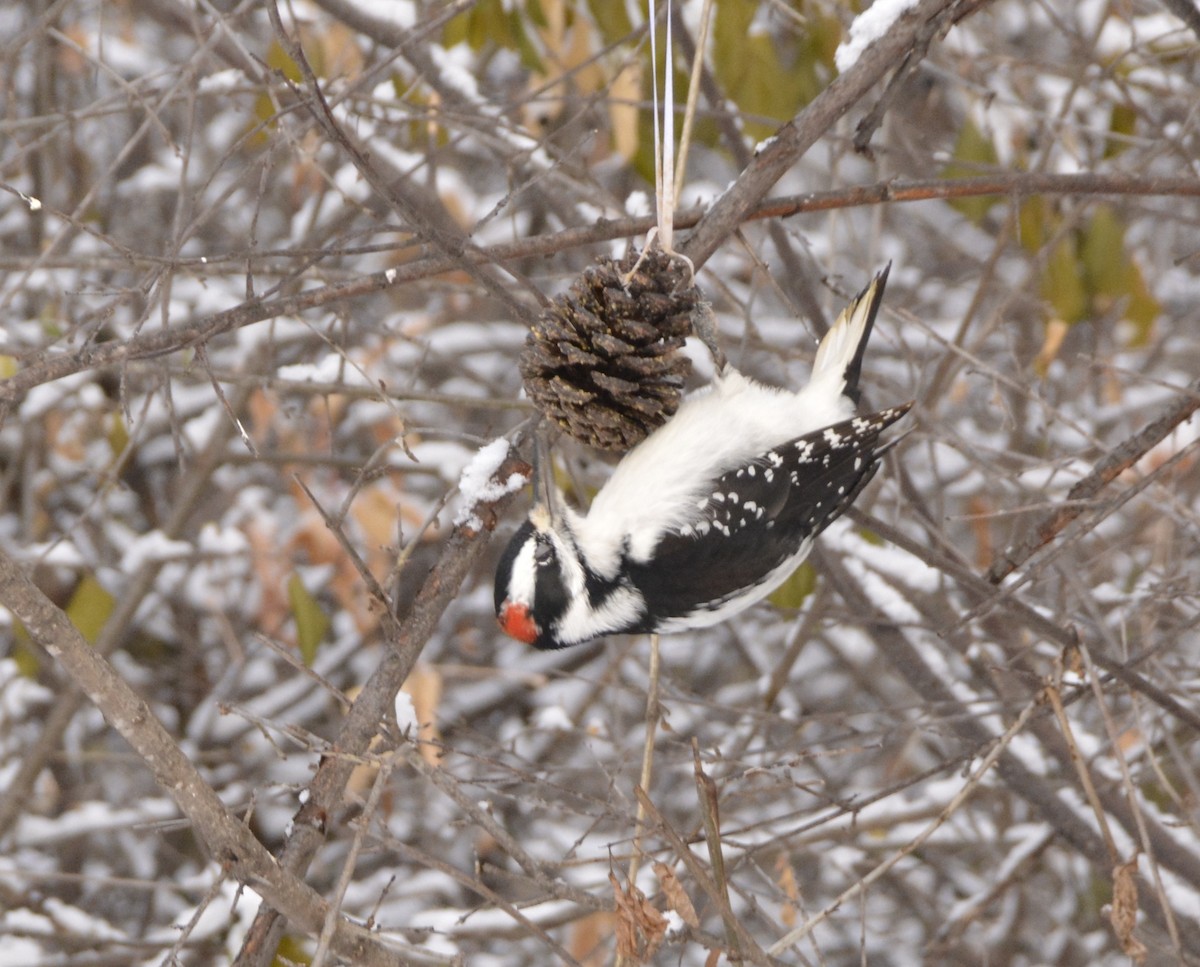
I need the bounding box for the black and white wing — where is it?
[624,403,912,631]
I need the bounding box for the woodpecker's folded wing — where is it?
[623,404,910,628]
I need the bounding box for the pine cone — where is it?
[520,248,700,451]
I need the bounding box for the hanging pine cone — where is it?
[520,247,700,451]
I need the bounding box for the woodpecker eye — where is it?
[534,541,555,566]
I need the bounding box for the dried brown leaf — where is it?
[611,872,640,960]
[654,860,700,929]
[402,664,443,767]
[1110,855,1146,964]
[775,854,800,930]
[610,871,668,962]
[567,910,614,967]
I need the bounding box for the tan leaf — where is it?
[245,388,279,445]
[610,872,667,962]
[608,60,642,162]
[610,873,639,960]
[774,854,800,930]
[56,23,92,75]
[966,495,994,571]
[345,734,383,802]
[653,861,699,929]
[567,910,615,967]
[350,480,401,577]
[402,664,443,767]
[244,518,289,630]
[287,483,380,634]
[318,21,365,79]
[1110,855,1146,964]
[1033,317,1071,377]
[288,485,344,567]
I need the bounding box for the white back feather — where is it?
[574,276,885,574]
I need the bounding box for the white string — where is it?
[648,0,675,252]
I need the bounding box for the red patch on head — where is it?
[499,602,539,645]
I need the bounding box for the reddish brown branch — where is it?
[986,379,1200,584]
[3,170,1195,413]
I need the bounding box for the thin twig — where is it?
[5,170,1199,410]
[986,378,1200,584]
[0,548,416,967]
[768,694,1042,954]
[1043,650,1120,863]
[233,448,532,965]
[1076,641,1183,955]
[615,633,662,967]
[693,742,739,959]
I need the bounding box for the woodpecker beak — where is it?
[498,601,539,645]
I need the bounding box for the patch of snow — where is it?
[0,659,54,718]
[429,44,481,102]
[453,438,526,529]
[625,191,652,217]
[119,530,194,574]
[25,539,86,569]
[754,134,778,155]
[277,353,370,386]
[532,705,573,731]
[835,0,920,73]
[394,689,419,735]
[18,372,92,420]
[196,68,243,94]
[42,897,125,939]
[1097,10,1191,61]
[15,798,181,848]
[196,522,249,556]
[0,936,43,967]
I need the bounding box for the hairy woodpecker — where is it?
[495,267,911,650]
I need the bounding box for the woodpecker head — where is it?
[493,505,577,649]
[493,437,581,650]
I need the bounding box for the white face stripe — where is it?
[504,539,539,606]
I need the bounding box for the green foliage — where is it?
[1025,201,1159,331]
[11,573,117,677]
[940,117,1001,224]
[1042,235,1088,326]
[712,0,837,141]
[265,39,304,84]
[67,574,116,646]
[288,573,329,667]
[272,935,312,966]
[1017,194,1050,251]
[1020,199,1161,366]
[1104,101,1137,159]
[11,629,39,677]
[1079,204,1160,345]
[442,0,843,173]
[768,560,817,609]
[585,0,633,45]
[442,0,545,72]
[108,411,130,460]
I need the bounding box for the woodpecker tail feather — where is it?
[812,264,891,407]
